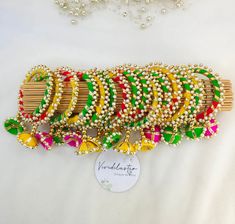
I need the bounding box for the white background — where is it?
[0,0,235,223]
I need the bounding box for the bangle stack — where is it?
[4,63,225,155]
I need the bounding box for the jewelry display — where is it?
[4,63,233,156]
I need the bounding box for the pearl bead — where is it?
[71,19,77,24]
[161,8,167,14]
[146,16,152,21]
[140,23,146,29]
[122,11,128,17]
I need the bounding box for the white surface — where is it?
[0,0,235,224]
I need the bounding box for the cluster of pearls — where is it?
[112,0,185,29]
[54,0,186,28]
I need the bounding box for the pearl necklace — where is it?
[54,0,186,29]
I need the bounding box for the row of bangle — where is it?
[4,63,225,155]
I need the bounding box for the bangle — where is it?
[35,69,64,150]
[162,66,194,145]
[100,70,117,132]
[150,64,183,123]
[72,71,101,155]
[91,70,110,128]
[16,65,55,149]
[106,68,131,130]
[50,67,79,146]
[188,65,224,138]
[134,70,163,153]
[116,65,154,154]
[115,65,144,154]
[101,68,132,150]
[50,67,78,126]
